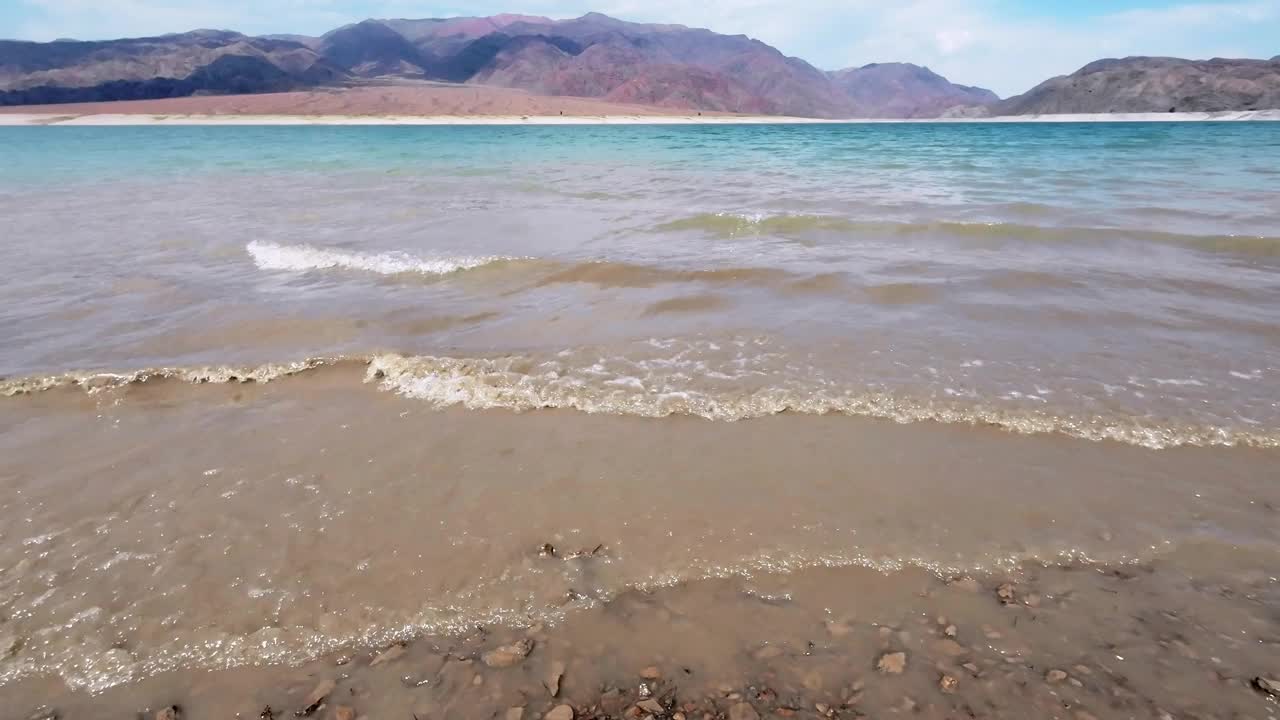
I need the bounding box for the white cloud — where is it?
[934,29,975,55]
[822,0,1280,95]
[14,0,354,40]
[10,0,1280,97]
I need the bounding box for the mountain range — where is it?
[2,12,1277,117]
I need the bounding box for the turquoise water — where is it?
[3,122,1280,447]
[4,123,1279,207]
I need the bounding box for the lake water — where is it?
[1,123,1278,719]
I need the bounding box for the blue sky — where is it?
[3,0,1278,96]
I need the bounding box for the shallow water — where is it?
[1,123,1279,714]
[3,124,1280,447]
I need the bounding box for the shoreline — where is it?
[3,557,1278,720]
[3,112,1279,720]
[2,375,1278,717]
[2,109,1279,126]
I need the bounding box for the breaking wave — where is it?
[247,240,517,276]
[4,345,1278,451]
[362,353,1277,450]
[0,359,332,396]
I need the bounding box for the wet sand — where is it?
[1,374,1278,718]
[6,559,1280,720]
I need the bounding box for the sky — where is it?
[2,0,1278,96]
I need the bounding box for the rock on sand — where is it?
[483,639,534,668]
[545,660,566,696]
[370,643,407,666]
[877,652,907,674]
[544,704,574,720]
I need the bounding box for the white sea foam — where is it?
[361,349,1280,450]
[246,240,513,277]
[0,359,332,396]
[3,346,1277,450]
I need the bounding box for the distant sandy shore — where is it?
[1,84,1277,125]
[0,84,748,124]
[0,112,824,126]
[961,109,1280,123]
[3,110,1278,126]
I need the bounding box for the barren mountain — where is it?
[317,20,428,77]
[0,13,1001,117]
[999,56,1280,115]
[0,30,344,106]
[446,13,859,117]
[829,63,999,118]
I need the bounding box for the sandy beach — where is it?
[2,85,1278,125]
[3,110,1277,126]
[0,113,824,126]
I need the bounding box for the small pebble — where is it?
[1046,669,1068,684]
[877,652,907,674]
[545,660,566,697]
[300,679,336,716]
[543,705,574,720]
[483,639,534,668]
[996,584,1016,605]
[370,643,406,667]
[1252,676,1280,698]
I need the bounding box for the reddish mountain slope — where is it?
[0,12,1003,117]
